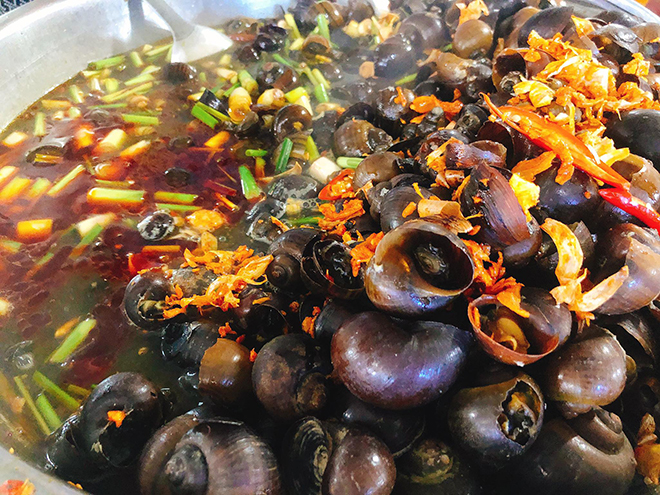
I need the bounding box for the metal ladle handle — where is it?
[145,0,194,40]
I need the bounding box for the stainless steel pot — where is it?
[0,0,658,492]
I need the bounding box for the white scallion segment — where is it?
[307,157,341,184]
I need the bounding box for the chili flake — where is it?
[107,410,127,428]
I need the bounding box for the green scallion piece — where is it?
[101,82,154,103]
[0,238,22,254]
[223,82,241,97]
[48,319,97,364]
[314,84,329,104]
[33,371,80,411]
[289,215,321,225]
[88,55,125,70]
[302,66,319,87]
[69,85,84,104]
[284,13,302,39]
[272,53,298,69]
[129,51,145,68]
[140,65,161,76]
[194,102,230,122]
[34,112,46,137]
[306,136,320,162]
[317,14,331,40]
[442,42,453,52]
[153,191,198,204]
[144,43,172,58]
[191,104,219,129]
[155,203,202,212]
[36,394,61,431]
[238,165,262,200]
[70,223,104,259]
[122,114,160,126]
[66,384,91,399]
[395,73,418,85]
[285,87,308,103]
[124,73,155,87]
[104,78,120,94]
[276,137,294,174]
[245,149,269,157]
[336,156,364,169]
[89,77,102,93]
[29,178,51,198]
[312,68,330,89]
[199,72,207,83]
[14,376,51,435]
[238,70,258,94]
[89,103,128,109]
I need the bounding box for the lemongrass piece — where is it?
[13,376,50,436]
[0,177,31,203]
[48,164,86,197]
[33,112,47,137]
[49,319,97,364]
[87,187,145,206]
[95,129,128,154]
[1,131,28,147]
[35,394,61,431]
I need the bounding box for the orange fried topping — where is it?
[249,349,258,362]
[402,201,417,218]
[302,306,322,338]
[350,232,384,277]
[410,95,464,121]
[457,0,489,25]
[0,480,36,495]
[318,199,366,231]
[509,174,540,221]
[636,413,660,485]
[218,322,236,338]
[512,151,557,182]
[541,218,628,322]
[318,169,355,201]
[393,86,409,106]
[107,410,127,428]
[163,247,272,317]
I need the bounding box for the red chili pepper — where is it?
[483,95,629,190]
[599,188,660,234]
[318,169,354,201]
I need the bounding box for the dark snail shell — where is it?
[170,267,216,298]
[352,151,400,190]
[599,312,658,374]
[511,408,635,495]
[331,312,473,410]
[300,235,364,299]
[594,224,660,315]
[252,334,331,421]
[160,419,282,495]
[394,438,481,495]
[267,228,321,292]
[282,417,396,495]
[364,219,475,317]
[533,167,600,225]
[517,6,574,47]
[543,326,627,418]
[467,287,572,367]
[272,104,313,142]
[233,286,290,347]
[75,372,162,468]
[606,110,660,168]
[333,119,393,157]
[161,320,219,368]
[198,339,253,407]
[447,372,544,470]
[332,386,425,457]
[139,409,210,495]
[123,270,174,330]
[378,185,433,233]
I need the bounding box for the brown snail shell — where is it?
[364,219,474,317]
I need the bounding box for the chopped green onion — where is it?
[153,191,198,204]
[36,394,61,431]
[245,149,268,157]
[395,73,418,85]
[194,102,230,122]
[48,164,86,197]
[129,51,145,68]
[87,188,145,206]
[275,137,294,174]
[28,178,52,198]
[285,87,309,103]
[88,55,125,70]
[312,68,330,89]
[89,103,128,109]
[104,78,120,93]
[69,85,84,104]
[314,84,329,104]
[70,223,104,259]
[199,72,207,83]
[66,384,91,399]
[101,82,154,103]
[238,70,258,94]
[33,371,81,411]
[155,203,202,212]
[14,376,50,436]
[306,136,320,162]
[33,112,46,137]
[0,238,22,254]
[223,82,241,97]
[442,42,453,52]
[82,69,102,78]
[49,319,97,364]
[317,14,331,41]
[122,114,160,126]
[272,53,299,69]
[302,66,319,87]
[337,156,364,169]
[238,165,262,200]
[124,72,155,87]
[285,13,302,39]
[89,77,102,93]
[191,104,219,129]
[289,215,321,225]
[144,43,172,58]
